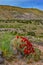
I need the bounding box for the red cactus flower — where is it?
[16,36,19,38]
[24,48,29,54]
[27,45,32,50]
[20,44,26,48]
[24,48,31,55]
[28,50,31,54]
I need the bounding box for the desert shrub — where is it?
[21,28,26,32]
[33,48,41,61]
[34,21,40,25]
[0,25,4,28]
[18,33,25,36]
[11,31,17,35]
[39,35,43,38]
[32,27,37,30]
[29,20,32,24]
[27,32,35,36]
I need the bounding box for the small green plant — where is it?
[0,33,14,59]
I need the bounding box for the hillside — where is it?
[0,5,43,20]
[0,5,43,65]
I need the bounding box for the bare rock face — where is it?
[0,57,4,64]
[0,51,4,64]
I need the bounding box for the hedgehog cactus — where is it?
[11,36,41,61]
[12,36,35,55]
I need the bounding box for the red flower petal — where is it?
[28,50,31,54]
[24,48,28,54]
[16,36,19,38]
